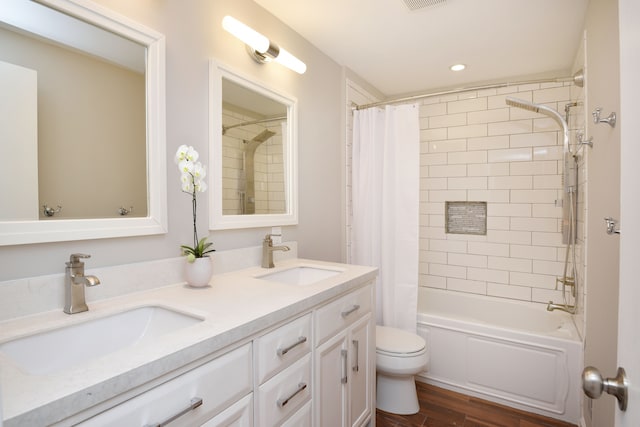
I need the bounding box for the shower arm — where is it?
[222,115,287,135]
[505,97,574,193]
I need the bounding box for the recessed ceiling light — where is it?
[450,64,466,72]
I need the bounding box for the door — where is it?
[349,314,372,427]
[616,0,640,425]
[0,60,38,220]
[316,331,348,427]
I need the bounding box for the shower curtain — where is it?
[351,103,420,333]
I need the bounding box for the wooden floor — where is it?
[375,381,578,427]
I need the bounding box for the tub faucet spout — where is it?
[262,234,290,268]
[546,301,575,313]
[64,253,101,314]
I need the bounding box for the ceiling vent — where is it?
[401,0,447,11]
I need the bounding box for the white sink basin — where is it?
[0,306,203,376]
[257,266,342,286]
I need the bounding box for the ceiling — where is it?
[254,0,589,97]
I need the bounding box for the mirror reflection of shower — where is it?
[505,96,581,315]
[221,115,286,215]
[241,128,276,214]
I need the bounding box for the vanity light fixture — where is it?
[222,16,306,74]
[450,64,466,71]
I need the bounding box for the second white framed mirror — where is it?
[209,60,298,230]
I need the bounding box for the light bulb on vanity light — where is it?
[221,15,269,53]
[274,46,306,74]
[221,15,306,74]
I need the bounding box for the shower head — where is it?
[247,129,276,143]
[505,97,540,113]
[505,97,567,129]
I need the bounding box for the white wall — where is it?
[0,0,345,281]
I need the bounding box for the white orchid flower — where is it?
[175,144,190,163]
[176,145,214,261]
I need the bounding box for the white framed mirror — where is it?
[0,0,167,245]
[209,60,298,230]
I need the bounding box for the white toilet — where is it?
[375,325,428,415]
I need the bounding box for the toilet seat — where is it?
[376,325,426,356]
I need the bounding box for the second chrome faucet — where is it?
[262,234,290,268]
[64,253,101,314]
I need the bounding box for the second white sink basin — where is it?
[257,266,342,286]
[0,306,203,376]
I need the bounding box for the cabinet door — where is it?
[349,314,373,427]
[315,330,348,427]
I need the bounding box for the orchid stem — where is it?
[191,173,198,250]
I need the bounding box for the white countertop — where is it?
[0,258,377,426]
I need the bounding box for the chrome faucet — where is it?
[64,253,100,314]
[262,234,290,268]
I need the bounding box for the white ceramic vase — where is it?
[184,256,213,288]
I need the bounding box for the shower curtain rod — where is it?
[353,75,576,111]
[222,115,287,134]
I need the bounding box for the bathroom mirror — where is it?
[209,60,298,230]
[0,0,167,245]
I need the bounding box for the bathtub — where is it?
[416,287,582,424]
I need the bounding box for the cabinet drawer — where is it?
[256,313,311,384]
[78,343,252,426]
[201,393,253,427]
[315,285,372,346]
[281,400,311,427]
[257,353,311,427]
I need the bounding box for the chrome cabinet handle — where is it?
[341,304,360,318]
[277,336,307,357]
[352,339,359,372]
[277,382,307,408]
[143,397,203,427]
[341,349,348,384]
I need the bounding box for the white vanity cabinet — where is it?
[314,284,374,427]
[8,263,378,427]
[76,343,253,426]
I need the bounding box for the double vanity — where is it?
[0,258,377,426]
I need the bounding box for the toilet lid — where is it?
[376,325,426,354]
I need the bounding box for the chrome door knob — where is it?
[582,366,628,411]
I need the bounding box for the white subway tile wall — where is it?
[346,77,586,311]
[419,81,586,304]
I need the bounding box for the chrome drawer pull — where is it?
[341,349,348,384]
[352,339,359,372]
[277,382,307,408]
[277,336,308,357]
[143,397,203,427]
[341,304,360,318]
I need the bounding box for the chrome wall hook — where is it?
[577,131,593,148]
[604,217,621,235]
[118,206,134,216]
[43,204,62,217]
[593,107,617,127]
